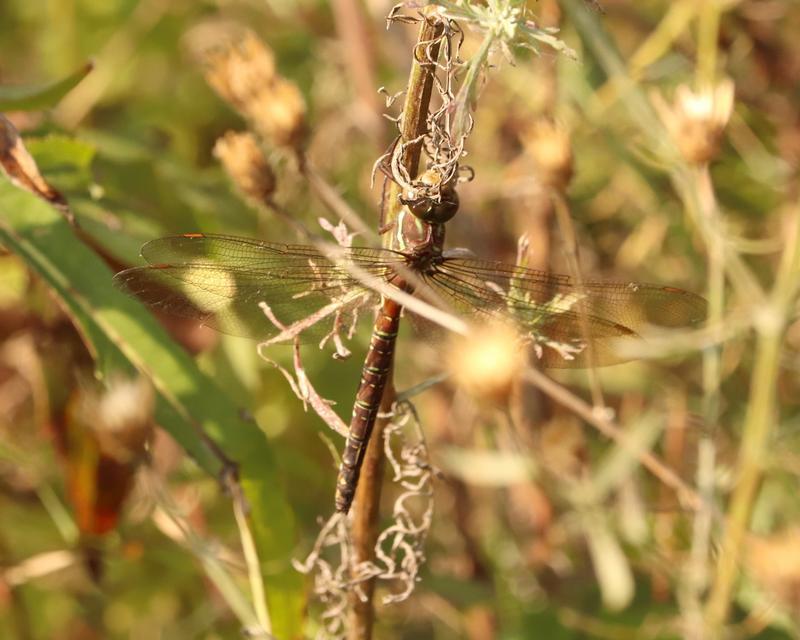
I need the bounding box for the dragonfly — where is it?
[113,208,706,514]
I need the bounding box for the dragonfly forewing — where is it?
[113,234,404,342]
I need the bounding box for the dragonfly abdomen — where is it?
[335,295,404,513]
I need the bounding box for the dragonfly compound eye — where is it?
[427,188,459,223]
[401,187,459,223]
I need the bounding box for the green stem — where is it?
[696,3,720,87]
[704,207,800,632]
[681,164,724,639]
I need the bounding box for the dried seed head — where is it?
[202,30,307,151]
[203,31,276,110]
[248,78,308,149]
[521,119,573,192]
[446,323,525,403]
[213,130,276,202]
[651,79,735,165]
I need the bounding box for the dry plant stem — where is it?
[331,0,381,125]
[232,484,272,636]
[551,192,605,410]
[521,367,706,513]
[347,380,394,640]
[682,164,722,637]
[263,198,315,240]
[383,11,445,222]
[300,159,375,238]
[705,207,800,633]
[347,10,444,640]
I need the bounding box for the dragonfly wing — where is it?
[442,259,707,329]
[115,234,401,342]
[427,257,707,368]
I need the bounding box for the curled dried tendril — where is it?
[294,402,435,639]
[374,6,473,217]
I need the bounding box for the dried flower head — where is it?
[446,322,525,403]
[213,131,276,203]
[651,79,735,165]
[747,527,800,616]
[521,119,574,192]
[202,30,307,151]
[203,31,276,108]
[247,77,307,149]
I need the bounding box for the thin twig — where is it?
[682,163,722,638]
[230,477,273,637]
[705,206,800,632]
[551,192,606,410]
[331,0,383,133]
[298,161,376,238]
[521,367,707,514]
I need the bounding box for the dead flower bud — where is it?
[202,30,307,151]
[248,77,308,149]
[651,79,734,165]
[521,119,574,192]
[446,323,525,403]
[213,131,276,202]
[204,31,276,109]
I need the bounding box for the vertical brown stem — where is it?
[383,10,444,237]
[346,9,444,640]
[347,377,393,639]
[511,0,560,432]
[331,0,382,131]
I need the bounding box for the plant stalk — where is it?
[346,9,444,640]
[704,206,800,632]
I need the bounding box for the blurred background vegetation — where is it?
[1,0,799,638]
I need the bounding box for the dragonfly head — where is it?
[399,169,460,224]
[401,188,459,223]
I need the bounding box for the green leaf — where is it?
[26,135,96,175]
[26,135,97,193]
[0,179,304,638]
[0,62,94,111]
